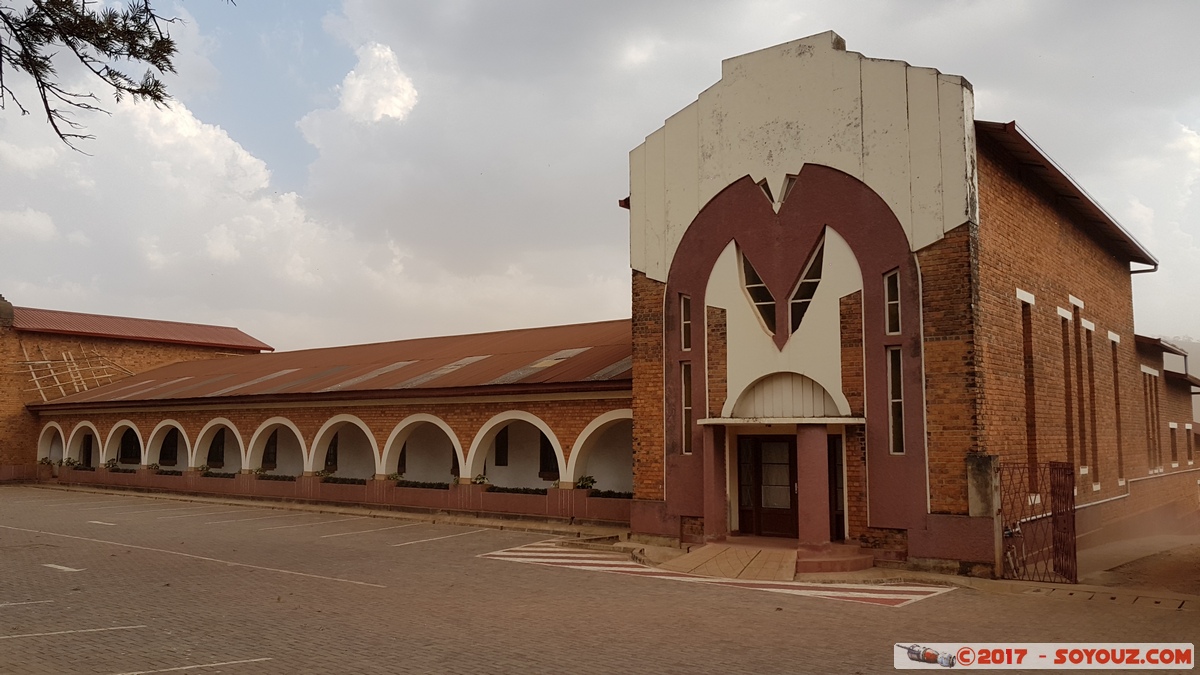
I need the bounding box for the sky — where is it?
[1,0,1198,352]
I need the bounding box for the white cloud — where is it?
[0,208,58,242]
[338,42,418,123]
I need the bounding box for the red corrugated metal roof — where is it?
[13,306,273,352]
[31,319,632,409]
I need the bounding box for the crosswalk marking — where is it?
[480,541,953,607]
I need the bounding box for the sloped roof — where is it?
[13,306,273,352]
[1135,334,1189,357]
[30,319,632,410]
[975,120,1157,267]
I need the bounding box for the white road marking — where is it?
[0,625,146,640]
[87,521,116,526]
[0,600,54,608]
[157,509,249,520]
[259,516,364,531]
[319,523,422,538]
[42,564,85,572]
[41,500,126,507]
[106,506,212,516]
[80,503,158,511]
[109,657,274,675]
[2,525,384,589]
[206,512,308,525]
[391,528,488,547]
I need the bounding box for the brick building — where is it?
[9,33,1200,577]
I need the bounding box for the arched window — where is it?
[206,428,226,468]
[119,429,140,465]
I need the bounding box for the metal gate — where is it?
[999,461,1077,583]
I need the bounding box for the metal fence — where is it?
[999,461,1077,583]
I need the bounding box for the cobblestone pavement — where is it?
[0,485,1194,674]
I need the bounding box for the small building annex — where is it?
[7,32,1199,578]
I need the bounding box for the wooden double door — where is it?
[736,434,846,540]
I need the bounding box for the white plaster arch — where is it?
[102,420,143,465]
[246,417,308,471]
[194,417,246,470]
[37,422,66,463]
[465,411,565,481]
[308,414,380,474]
[565,409,633,484]
[145,420,191,467]
[66,421,103,465]
[381,414,465,478]
[730,370,849,418]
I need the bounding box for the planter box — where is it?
[480,490,550,516]
[316,481,368,504]
[253,477,301,498]
[388,485,452,510]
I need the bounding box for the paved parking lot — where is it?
[1,485,1195,674]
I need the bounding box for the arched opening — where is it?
[481,420,560,489]
[247,419,305,478]
[67,424,100,468]
[571,419,633,493]
[311,418,376,480]
[731,371,845,418]
[38,424,65,464]
[394,423,460,484]
[146,422,189,470]
[195,420,244,474]
[103,422,142,468]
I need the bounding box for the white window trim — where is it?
[1015,288,1035,305]
[1169,422,1178,429]
[1108,331,1121,344]
[1092,483,1101,492]
[1069,295,1084,308]
[1080,318,1095,331]
[1079,465,1089,475]
[1057,307,1073,320]
[1141,365,1160,376]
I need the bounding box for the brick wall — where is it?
[1137,345,1196,469]
[705,307,727,418]
[839,292,864,417]
[917,223,980,515]
[631,270,666,500]
[975,136,1147,509]
[1,327,256,468]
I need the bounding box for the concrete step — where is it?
[795,543,875,574]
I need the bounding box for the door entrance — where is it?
[737,436,799,537]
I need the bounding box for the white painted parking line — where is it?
[41,499,128,508]
[319,523,422,538]
[106,505,213,516]
[1,525,385,589]
[110,657,274,675]
[88,521,116,526]
[260,516,364,531]
[391,528,488,547]
[43,564,85,572]
[0,625,146,640]
[157,509,250,520]
[206,512,308,525]
[80,503,159,511]
[0,600,54,608]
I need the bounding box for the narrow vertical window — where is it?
[207,428,225,469]
[789,240,825,333]
[884,270,901,334]
[681,362,693,454]
[324,432,339,472]
[263,430,278,470]
[1073,308,1086,468]
[1086,328,1098,481]
[1111,341,1124,479]
[680,294,692,350]
[887,346,904,454]
[1188,428,1194,463]
[494,427,509,467]
[1021,303,1038,483]
[742,254,775,333]
[161,428,179,467]
[1170,427,1178,464]
[1062,318,1075,466]
[538,432,559,480]
[1152,376,1162,469]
